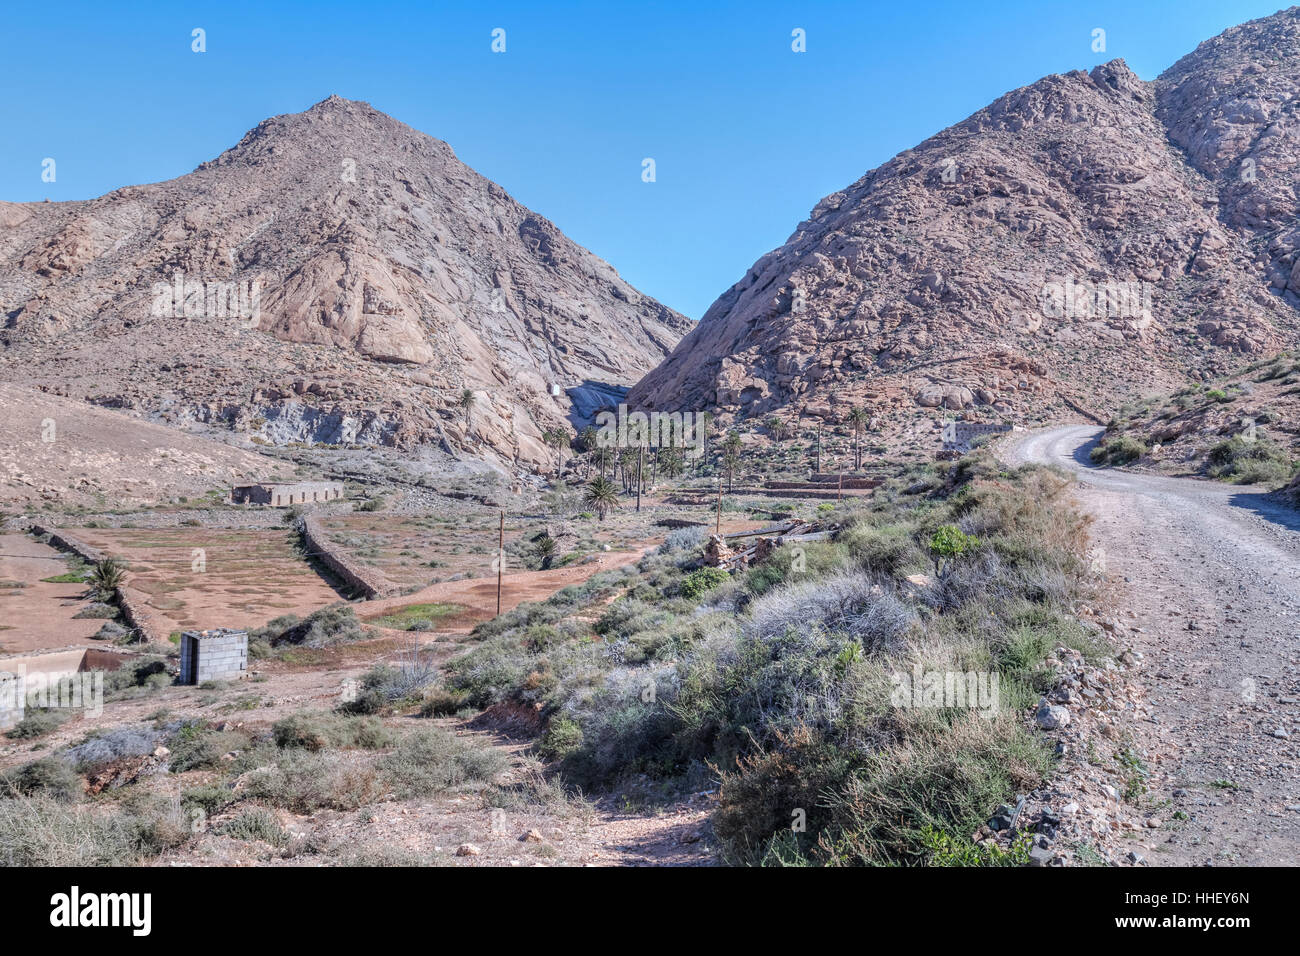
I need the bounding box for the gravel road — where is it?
[1007,425,1300,865]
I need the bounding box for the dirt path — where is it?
[358,546,652,630]
[1007,425,1300,865]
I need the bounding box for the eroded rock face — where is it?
[631,18,1300,430]
[0,96,691,469]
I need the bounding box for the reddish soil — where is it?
[69,527,342,636]
[0,533,102,653]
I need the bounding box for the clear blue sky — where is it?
[0,0,1283,318]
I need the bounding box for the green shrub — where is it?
[1089,434,1146,466]
[272,712,396,751]
[1207,436,1293,486]
[375,728,508,798]
[181,784,236,817]
[252,605,364,648]
[0,758,83,801]
[167,723,251,773]
[681,567,729,601]
[5,709,68,740]
[219,808,288,846]
[538,716,584,761]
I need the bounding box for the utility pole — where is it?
[715,474,722,535]
[636,444,644,512]
[816,423,822,476]
[496,510,504,616]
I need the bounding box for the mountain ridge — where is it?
[0,95,691,467]
[628,11,1300,452]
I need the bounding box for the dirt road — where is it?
[1007,425,1300,865]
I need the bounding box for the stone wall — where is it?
[29,524,162,643]
[295,512,395,600]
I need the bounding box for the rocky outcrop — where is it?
[0,97,691,470]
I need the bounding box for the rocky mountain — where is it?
[630,10,1300,442]
[0,96,691,468]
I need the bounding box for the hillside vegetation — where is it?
[429,452,1102,864]
[1089,352,1300,499]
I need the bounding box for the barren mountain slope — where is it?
[1156,6,1300,266]
[630,48,1300,440]
[0,96,690,468]
[0,383,283,507]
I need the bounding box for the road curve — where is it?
[1004,425,1300,865]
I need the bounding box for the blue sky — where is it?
[0,0,1283,318]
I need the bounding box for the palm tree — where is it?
[458,389,475,426]
[660,445,684,479]
[847,407,871,471]
[696,410,713,476]
[722,430,743,492]
[584,477,620,521]
[536,535,557,569]
[91,557,125,601]
[542,428,570,475]
[578,426,599,477]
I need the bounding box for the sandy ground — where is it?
[0,533,102,653]
[1009,425,1300,866]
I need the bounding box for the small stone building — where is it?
[231,481,344,507]
[179,629,248,684]
[941,421,1013,454]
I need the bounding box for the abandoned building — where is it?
[940,421,1014,454]
[231,480,344,507]
[179,629,248,684]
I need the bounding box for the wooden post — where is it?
[496,510,504,616]
[838,465,843,501]
[636,444,644,512]
[816,423,822,476]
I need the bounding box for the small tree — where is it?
[536,535,557,569]
[928,525,979,581]
[584,477,620,521]
[458,389,475,426]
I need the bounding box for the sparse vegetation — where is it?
[430,454,1096,864]
[251,605,365,648]
[1207,436,1294,485]
[1090,434,1146,466]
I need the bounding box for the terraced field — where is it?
[69,527,343,637]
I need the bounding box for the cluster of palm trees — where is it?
[530,402,876,521]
